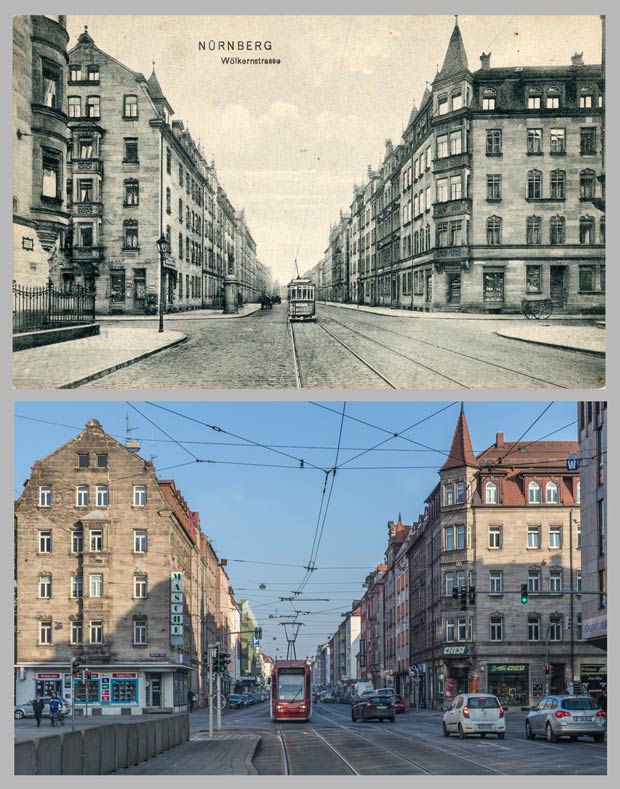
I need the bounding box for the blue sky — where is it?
[14,400,578,658]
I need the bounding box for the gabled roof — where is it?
[435,18,469,82]
[441,404,479,471]
[477,440,578,469]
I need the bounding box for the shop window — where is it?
[112,679,137,702]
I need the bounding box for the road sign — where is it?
[252,637,260,648]
[566,456,580,471]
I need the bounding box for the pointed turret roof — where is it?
[435,17,469,82]
[147,65,166,102]
[419,84,432,109]
[78,25,94,45]
[441,403,479,471]
[406,102,418,128]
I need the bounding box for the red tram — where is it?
[270,660,312,722]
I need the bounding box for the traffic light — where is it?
[460,587,467,611]
[544,664,550,675]
[71,659,81,679]
[218,652,231,673]
[468,586,476,605]
[452,588,459,601]
[520,584,529,604]
[211,648,219,672]
[254,627,262,640]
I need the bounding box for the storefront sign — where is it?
[442,645,469,657]
[581,664,606,675]
[112,672,137,678]
[36,673,61,679]
[487,664,527,674]
[170,572,184,646]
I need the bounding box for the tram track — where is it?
[276,723,359,775]
[321,310,571,389]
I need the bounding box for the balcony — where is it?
[433,152,472,173]
[435,245,470,260]
[74,201,103,217]
[433,198,472,219]
[72,245,104,262]
[73,159,104,176]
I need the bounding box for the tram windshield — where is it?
[277,668,306,701]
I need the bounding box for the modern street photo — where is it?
[14,400,607,775]
[12,14,605,388]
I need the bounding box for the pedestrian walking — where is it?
[599,689,607,713]
[32,695,44,728]
[187,690,194,712]
[48,692,63,726]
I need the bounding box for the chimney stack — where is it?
[496,432,504,448]
[571,52,584,66]
[480,52,491,70]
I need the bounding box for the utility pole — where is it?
[207,644,217,738]
[216,671,222,731]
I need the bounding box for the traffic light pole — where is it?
[216,672,222,731]
[208,654,214,739]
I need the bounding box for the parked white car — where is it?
[442,693,506,739]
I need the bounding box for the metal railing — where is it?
[13,280,96,333]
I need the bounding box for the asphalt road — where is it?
[219,700,607,776]
[81,303,604,390]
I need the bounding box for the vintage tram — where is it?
[287,277,316,322]
[270,660,313,722]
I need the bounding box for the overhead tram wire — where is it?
[126,403,200,461]
[494,402,555,465]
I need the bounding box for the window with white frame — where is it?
[39,486,52,507]
[71,622,83,645]
[71,529,83,554]
[438,95,448,115]
[89,620,103,644]
[527,525,541,549]
[445,572,455,596]
[528,481,542,504]
[89,574,103,597]
[39,575,52,598]
[546,481,559,504]
[456,570,465,590]
[482,88,496,110]
[134,529,147,553]
[485,481,498,504]
[489,570,503,594]
[96,485,109,506]
[549,617,562,641]
[39,621,52,645]
[76,486,89,507]
[488,525,502,549]
[90,529,103,552]
[549,525,562,549]
[450,130,462,155]
[134,575,148,598]
[528,616,540,641]
[446,619,455,642]
[527,88,542,109]
[549,570,562,593]
[71,575,83,598]
[457,617,468,640]
[437,134,448,158]
[437,178,449,203]
[456,525,466,550]
[456,481,466,503]
[445,483,454,505]
[490,617,503,641]
[528,570,541,593]
[39,530,52,553]
[133,485,147,506]
[452,92,463,112]
[546,87,561,109]
[133,618,148,645]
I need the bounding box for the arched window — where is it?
[580,87,594,109]
[580,169,596,200]
[528,480,542,504]
[579,216,595,245]
[527,170,542,200]
[550,170,566,200]
[482,87,496,111]
[526,216,542,245]
[550,215,565,245]
[485,481,498,504]
[486,216,502,245]
[546,86,561,109]
[527,88,542,109]
[546,481,559,504]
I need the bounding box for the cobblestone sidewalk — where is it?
[496,325,605,356]
[13,327,187,389]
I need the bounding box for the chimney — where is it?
[496,432,504,449]
[480,52,491,70]
[571,52,584,66]
[385,138,393,154]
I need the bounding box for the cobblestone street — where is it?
[80,303,604,390]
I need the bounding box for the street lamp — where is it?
[156,234,169,333]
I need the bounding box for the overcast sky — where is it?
[15,400,579,659]
[65,15,602,285]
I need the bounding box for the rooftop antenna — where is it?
[125,414,141,452]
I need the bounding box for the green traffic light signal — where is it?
[520,583,528,604]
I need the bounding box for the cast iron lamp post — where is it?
[156,234,169,333]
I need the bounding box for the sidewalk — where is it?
[97,303,262,322]
[13,326,187,389]
[117,731,259,775]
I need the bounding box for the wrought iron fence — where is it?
[13,280,96,334]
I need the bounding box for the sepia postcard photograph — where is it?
[12,399,608,775]
[11,13,606,390]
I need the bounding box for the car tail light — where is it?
[596,711,606,718]
[555,710,571,718]
[462,706,470,718]
[499,706,505,718]
[364,702,372,708]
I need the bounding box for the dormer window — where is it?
[546,87,561,109]
[546,480,559,504]
[485,481,498,504]
[580,87,594,109]
[87,64,100,82]
[482,88,496,111]
[527,88,542,110]
[528,480,542,504]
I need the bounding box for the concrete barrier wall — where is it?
[83,727,101,775]
[13,323,100,352]
[61,731,83,775]
[14,714,189,775]
[36,734,63,775]
[100,724,116,775]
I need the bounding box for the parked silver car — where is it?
[14,697,71,719]
[525,695,606,742]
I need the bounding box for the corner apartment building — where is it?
[316,19,604,314]
[13,16,72,287]
[577,402,607,697]
[14,419,233,714]
[406,406,604,710]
